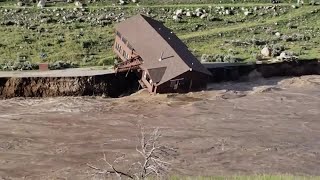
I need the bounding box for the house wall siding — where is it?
[113,34,134,62]
[156,71,208,93]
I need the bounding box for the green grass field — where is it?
[0,0,319,68]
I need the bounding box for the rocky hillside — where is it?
[0,0,319,68]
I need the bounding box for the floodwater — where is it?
[0,75,319,179]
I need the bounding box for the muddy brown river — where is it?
[0,75,319,179]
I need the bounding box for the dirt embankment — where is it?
[208,60,320,82]
[256,60,320,78]
[0,73,139,98]
[0,60,319,99]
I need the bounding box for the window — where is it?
[115,42,122,53]
[170,78,184,90]
[123,51,126,59]
[123,50,129,60]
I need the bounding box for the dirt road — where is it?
[0,75,319,179]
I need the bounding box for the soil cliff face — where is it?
[0,60,319,99]
[0,73,139,98]
[208,60,320,82]
[256,60,320,78]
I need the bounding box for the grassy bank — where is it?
[0,1,319,67]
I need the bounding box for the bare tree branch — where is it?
[86,160,134,179]
[87,127,175,180]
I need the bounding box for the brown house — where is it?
[113,14,212,93]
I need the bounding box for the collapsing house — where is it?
[113,14,211,93]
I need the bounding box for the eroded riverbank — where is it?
[0,60,318,98]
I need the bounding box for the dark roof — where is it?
[115,14,211,85]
